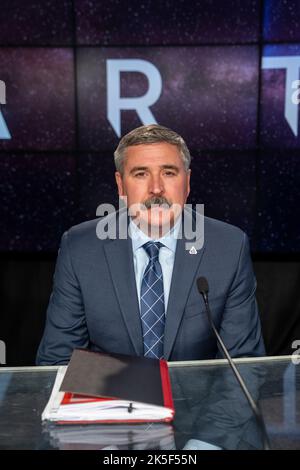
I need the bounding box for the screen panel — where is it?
[0,48,75,151]
[78,152,118,222]
[263,0,300,42]
[75,0,260,45]
[77,46,259,152]
[189,150,257,243]
[256,150,300,253]
[261,44,300,149]
[0,0,73,45]
[0,153,77,251]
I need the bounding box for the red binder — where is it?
[42,349,174,424]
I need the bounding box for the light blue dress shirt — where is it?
[129,216,181,312]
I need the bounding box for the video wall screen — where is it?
[77,46,259,151]
[74,0,260,45]
[0,0,299,253]
[0,48,75,151]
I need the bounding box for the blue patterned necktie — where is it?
[140,241,165,359]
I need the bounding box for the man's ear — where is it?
[186,169,191,198]
[115,171,124,196]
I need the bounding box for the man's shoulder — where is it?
[187,206,246,241]
[62,209,127,248]
[201,215,250,264]
[67,217,101,240]
[61,217,109,253]
[203,215,246,240]
[194,212,248,254]
[57,216,117,264]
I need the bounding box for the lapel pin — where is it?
[189,246,198,255]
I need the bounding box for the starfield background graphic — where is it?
[0,0,299,252]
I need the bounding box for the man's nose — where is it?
[149,174,164,195]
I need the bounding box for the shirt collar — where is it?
[129,215,181,253]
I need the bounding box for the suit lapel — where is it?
[103,211,143,356]
[164,210,205,360]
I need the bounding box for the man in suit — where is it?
[36,124,265,365]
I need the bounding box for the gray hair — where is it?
[114,124,191,174]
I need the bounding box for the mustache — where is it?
[142,196,172,209]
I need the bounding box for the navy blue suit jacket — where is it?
[36,210,265,365]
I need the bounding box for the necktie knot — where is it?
[143,241,163,262]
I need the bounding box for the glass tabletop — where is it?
[0,356,299,450]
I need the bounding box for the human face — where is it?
[115,142,191,237]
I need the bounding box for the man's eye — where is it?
[164,171,176,176]
[135,172,146,177]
